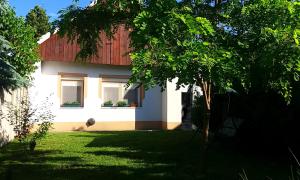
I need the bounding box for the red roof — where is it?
[39,26,131,66]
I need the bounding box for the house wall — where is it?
[29,61,163,131]
[162,79,183,130]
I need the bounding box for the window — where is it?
[61,77,84,107]
[101,77,139,107]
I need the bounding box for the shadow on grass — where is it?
[0,131,289,180]
[1,163,191,180]
[82,131,201,164]
[81,131,203,179]
[0,131,203,180]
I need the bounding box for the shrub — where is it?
[1,96,54,151]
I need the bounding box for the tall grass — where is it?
[239,148,300,180]
[289,148,300,180]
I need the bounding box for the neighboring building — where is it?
[29,26,193,131]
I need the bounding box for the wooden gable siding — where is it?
[39,26,131,66]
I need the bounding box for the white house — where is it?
[29,26,192,131]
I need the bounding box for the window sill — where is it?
[101,106,141,109]
[60,106,84,109]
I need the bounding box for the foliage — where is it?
[216,0,300,159]
[223,0,300,102]
[0,35,26,100]
[54,0,300,171]
[129,6,232,90]
[103,100,113,107]
[0,0,39,78]
[54,3,234,170]
[1,96,54,151]
[31,121,52,142]
[54,0,300,108]
[116,100,127,107]
[53,0,143,59]
[26,5,51,39]
[54,1,232,90]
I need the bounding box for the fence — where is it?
[0,88,28,147]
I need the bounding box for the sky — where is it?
[8,0,91,20]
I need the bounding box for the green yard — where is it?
[0,131,288,180]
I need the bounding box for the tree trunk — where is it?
[198,79,212,174]
[199,109,211,173]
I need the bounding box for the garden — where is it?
[1,0,300,179]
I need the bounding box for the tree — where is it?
[54,0,300,172]
[0,0,39,78]
[26,6,51,39]
[223,0,300,102]
[0,35,26,101]
[54,0,235,172]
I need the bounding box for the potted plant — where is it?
[116,101,128,107]
[103,100,113,107]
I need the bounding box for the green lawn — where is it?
[0,131,288,180]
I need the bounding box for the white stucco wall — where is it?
[29,61,162,123]
[162,79,183,124]
[161,79,203,129]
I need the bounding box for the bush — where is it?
[1,96,54,151]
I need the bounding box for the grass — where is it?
[0,131,289,180]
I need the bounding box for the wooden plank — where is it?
[112,28,121,65]
[39,26,131,65]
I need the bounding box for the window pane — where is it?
[103,87,119,105]
[61,80,83,107]
[124,88,138,105]
[102,80,139,107]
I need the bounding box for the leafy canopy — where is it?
[55,0,300,103]
[223,0,300,101]
[0,0,39,78]
[26,5,51,39]
[55,0,233,92]
[0,35,26,98]
[129,4,233,94]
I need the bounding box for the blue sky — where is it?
[8,0,91,20]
